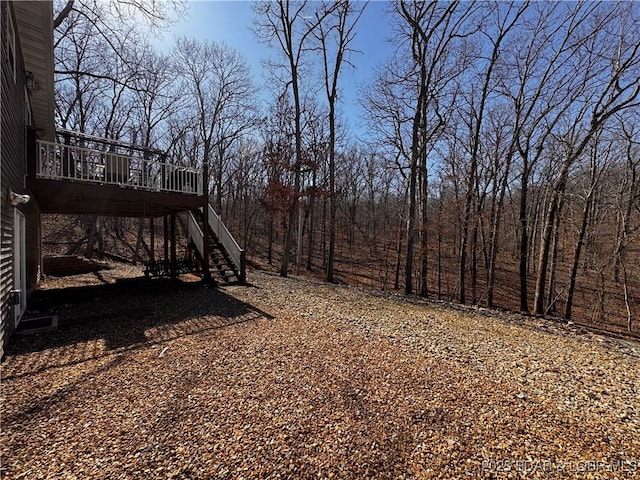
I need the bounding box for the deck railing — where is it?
[36,139,203,195]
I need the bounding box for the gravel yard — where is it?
[2,269,639,479]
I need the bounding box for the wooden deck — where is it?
[22,129,246,285]
[27,130,205,218]
[28,177,204,217]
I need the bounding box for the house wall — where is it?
[1,1,35,359]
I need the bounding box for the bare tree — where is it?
[311,0,366,283]
[533,2,640,315]
[613,113,640,283]
[259,95,296,267]
[253,0,335,277]
[563,132,608,319]
[495,2,601,312]
[393,0,478,295]
[54,0,184,32]
[456,1,528,304]
[54,0,183,88]
[54,4,149,258]
[174,38,255,205]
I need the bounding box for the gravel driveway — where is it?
[2,270,639,479]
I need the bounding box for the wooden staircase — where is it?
[190,209,240,284]
[182,205,245,285]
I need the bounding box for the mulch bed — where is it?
[1,268,638,479]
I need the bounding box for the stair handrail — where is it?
[188,211,205,261]
[204,204,246,284]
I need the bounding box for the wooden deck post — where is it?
[163,215,169,262]
[202,161,211,283]
[170,213,177,279]
[150,217,155,262]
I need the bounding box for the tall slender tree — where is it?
[394,0,477,295]
[311,0,366,283]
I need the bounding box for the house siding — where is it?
[1,1,29,358]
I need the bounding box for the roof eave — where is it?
[14,1,56,142]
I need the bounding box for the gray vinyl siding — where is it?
[1,1,28,358]
[0,200,13,359]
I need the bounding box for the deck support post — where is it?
[170,213,177,279]
[150,217,155,262]
[202,160,211,283]
[163,215,169,262]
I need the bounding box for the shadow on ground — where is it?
[2,278,273,380]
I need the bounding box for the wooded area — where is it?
[49,0,640,335]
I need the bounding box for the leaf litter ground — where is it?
[1,269,638,479]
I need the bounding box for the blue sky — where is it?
[153,1,396,137]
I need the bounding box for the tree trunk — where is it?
[546,197,564,314]
[533,194,559,315]
[296,198,304,275]
[487,165,509,308]
[394,218,404,291]
[534,155,572,315]
[419,162,428,297]
[280,212,293,277]
[564,199,590,319]
[613,163,636,282]
[459,194,472,304]
[326,110,337,282]
[267,214,274,265]
[134,217,144,264]
[437,192,444,300]
[518,160,530,312]
[307,190,315,270]
[322,197,327,267]
[84,215,98,259]
[470,219,479,305]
